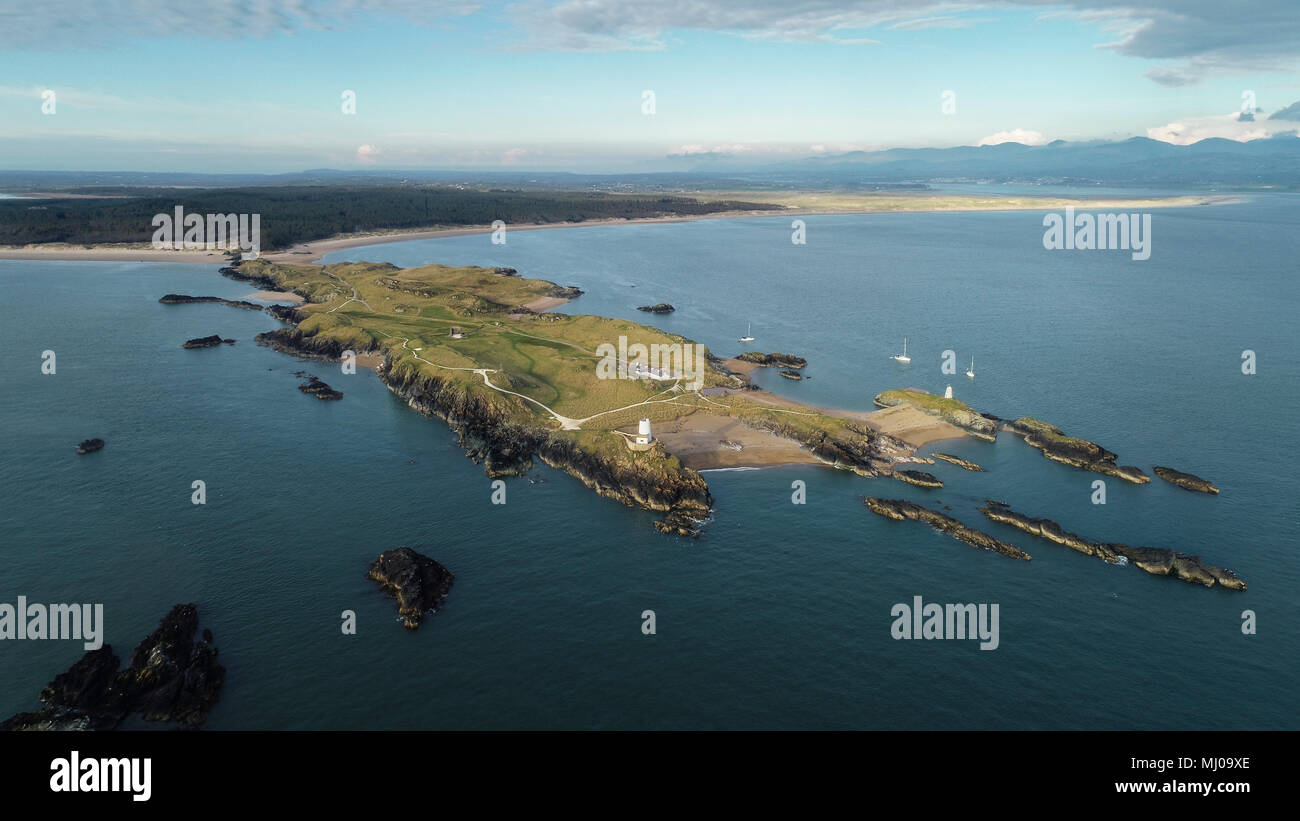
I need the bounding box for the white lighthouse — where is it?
[944,385,953,399]
[636,418,652,445]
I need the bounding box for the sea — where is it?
[2,190,1297,729]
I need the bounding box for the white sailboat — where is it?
[965,356,975,379]
[891,337,911,364]
[739,321,755,343]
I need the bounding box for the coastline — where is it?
[0,193,1228,265]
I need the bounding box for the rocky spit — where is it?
[1153,466,1219,494]
[1,604,225,731]
[978,501,1244,589]
[366,547,455,629]
[931,452,985,471]
[894,469,944,488]
[160,294,262,310]
[1007,417,1149,484]
[865,497,1031,561]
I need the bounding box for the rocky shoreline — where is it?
[736,351,808,369]
[1,604,225,731]
[865,497,1031,561]
[979,501,1245,589]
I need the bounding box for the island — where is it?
[636,303,675,313]
[1008,417,1149,484]
[366,547,455,629]
[183,334,236,349]
[232,257,947,535]
[1,604,225,731]
[76,438,105,455]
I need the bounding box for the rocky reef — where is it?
[979,501,1244,589]
[932,452,985,471]
[1,604,225,731]
[865,497,1031,560]
[873,390,998,441]
[366,547,455,629]
[1153,466,1219,494]
[778,369,803,380]
[295,372,343,400]
[894,469,943,488]
[1008,417,1149,484]
[183,334,235,349]
[636,303,675,313]
[736,352,808,369]
[160,294,262,310]
[76,438,105,455]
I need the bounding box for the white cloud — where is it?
[1146,112,1294,145]
[977,128,1047,146]
[501,147,529,163]
[356,144,381,163]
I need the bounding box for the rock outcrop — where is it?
[636,303,675,313]
[183,335,235,349]
[736,352,808,369]
[1153,466,1219,494]
[865,497,1031,560]
[932,452,985,471]
[159,294,262,310]
[366,547,455,629]
[1,604,225,731]
[978,501,1245,589]
[894,469,943,488]
[296,372,343,400]
[778,369,803,380]
[1008,417,1149,484]
[76,438,105,455]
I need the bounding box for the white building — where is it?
[635,418,652,445]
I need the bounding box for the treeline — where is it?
[0,186,780,249]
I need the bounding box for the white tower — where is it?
[636,418,652,445]
[944,385,953,399]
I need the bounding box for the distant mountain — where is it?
[779,135,1300,187]
[1269,101,1300,121]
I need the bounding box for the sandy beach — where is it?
[0,193,1226,265]
[652,414,823,470]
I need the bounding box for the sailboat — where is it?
[965,356,975,379]
[739,321,755,343]
[891,337,911,364]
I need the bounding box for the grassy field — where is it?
[244,257,876,459]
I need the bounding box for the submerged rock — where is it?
[76,438,105,455]
[1,604,225,731]
[865,497,1030,560]
[978,501,1244,590]
[1154,466,1219,494]
[931,452,985,471]
[366,547,455,629]
[636,303,675,313]
[654,508,708,538]
[894,469,944,488]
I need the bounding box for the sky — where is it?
[0,0,1298,172]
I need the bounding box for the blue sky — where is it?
[1,0,1297,172]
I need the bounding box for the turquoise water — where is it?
[2,197,1297,729]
